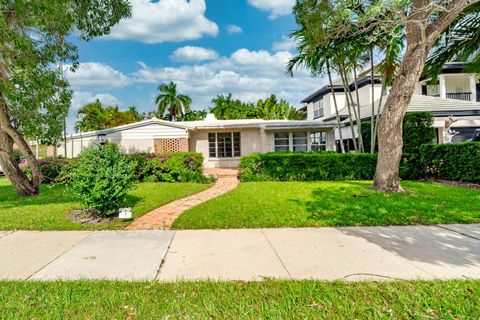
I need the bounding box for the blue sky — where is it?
[65,0,325,132]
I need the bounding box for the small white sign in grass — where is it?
[118,207,132,219]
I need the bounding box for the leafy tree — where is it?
[210,93,303,120]
[0,0,131,196]
[75,100,143,132]
[155,81,192,121]
[179,110,208,121]
[256,95,304,120]
[210,94,257,120]
[424,3,480,79]
[290,0,479,192]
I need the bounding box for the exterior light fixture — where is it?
[97,133,108,145]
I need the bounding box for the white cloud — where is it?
[272,37,297,52]
[170,46,219,63]
[226,24,243,34]
[71,92,122,111]
[132,48,320,108]
[105,0,219,44]
[65,62,130,90]
[248,0,295,19]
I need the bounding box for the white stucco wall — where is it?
[59,123,188,158]
[189,128,265,168]
[306,102,314,120]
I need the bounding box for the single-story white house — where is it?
[55,114,337,168]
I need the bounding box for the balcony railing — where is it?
[446,92,471,101]
[430,92,473,101]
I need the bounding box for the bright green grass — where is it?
[0,280,479,319]
[0,178,211,230]
[174,181,480,229]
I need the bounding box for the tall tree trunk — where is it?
[373,45,427,192]
[370,49,376,153]
[372,84,386,151]
[339,69,358,152]
[353,68,365,152]
[326,58,345,153]
[0,129,39,196]
[373,0,477,191]
[0,94,41,196]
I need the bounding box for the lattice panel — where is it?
[154,138,189,153]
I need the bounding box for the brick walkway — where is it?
[126,169,239,230]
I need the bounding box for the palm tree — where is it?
[424,3,480,78]
[155,81,192,121]
[256,95,304,120]
[75,101,143,132]
[76,100,109,131]
[287,18,347,153]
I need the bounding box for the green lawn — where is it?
[0,178,211,230]
[0,280,478,319]
[174,181,480,229]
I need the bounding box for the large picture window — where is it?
[208,132,241,158]
[274,131,327,152]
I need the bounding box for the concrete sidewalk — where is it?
[1,225,479,281]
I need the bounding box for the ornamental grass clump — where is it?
[68,144,134,216]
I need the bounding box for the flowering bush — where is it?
[21,157,68,184]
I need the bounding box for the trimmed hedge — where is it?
[421,142,480,182]
[240,143,480,183]
[239,152,377,181]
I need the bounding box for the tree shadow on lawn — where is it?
[291,181,480,267]
[294,181,480,227]
[123,194,141,210]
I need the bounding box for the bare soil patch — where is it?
[68,209,117,225]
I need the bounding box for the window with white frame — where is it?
[310,132,326,151]
[208,132,241,158]
[292,132,308,152]
[274,132,289,152]
[313,99,324,118]
[274,131,326,152]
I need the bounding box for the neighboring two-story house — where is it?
[301,62,480,150]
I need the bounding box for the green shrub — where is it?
[399,153,425,180]
[420,142,480,182]
[128,152,211,183]
[67,144,134,216]
[239,152,378,181]
[403,112,436,154]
